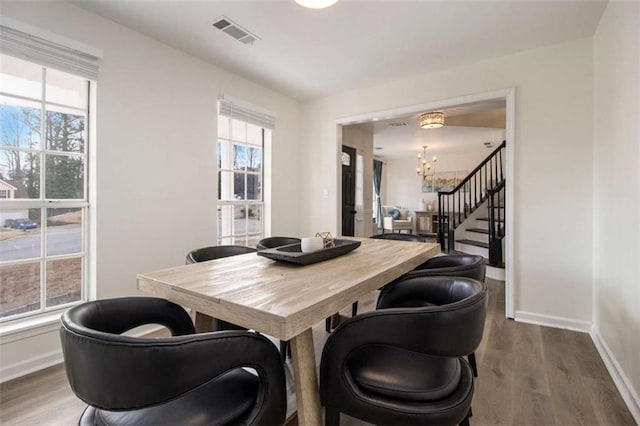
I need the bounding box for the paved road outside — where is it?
[0,225,81,262]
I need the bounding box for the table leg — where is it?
[194,312,214,333]
[291,328,322,426]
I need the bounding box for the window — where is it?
[217,115,267,247]
[0,53,90,321]
[0,190,7,199]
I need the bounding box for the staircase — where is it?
[437,141,506,280]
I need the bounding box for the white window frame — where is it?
[217,114,267,247]
[0,57,90,324]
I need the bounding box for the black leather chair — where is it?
[320,277,487,426]
[186,245,257,263]
[370,233,426,242]
[405,254,486,281]
[60,297,286,426]
[185,244,290,362]
[329,232,426,328]
[256,236,301,250]
[186,245,257,331]
[393,254,486,377]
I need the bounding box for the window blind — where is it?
[219,95,276,130]
[0,25,100,80]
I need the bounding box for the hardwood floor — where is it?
[0,279,635,426]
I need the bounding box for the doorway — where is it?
[334,88,515,318]
[341,145,356,236]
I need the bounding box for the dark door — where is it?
[341,145,356,236]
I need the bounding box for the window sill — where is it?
[0,311,64,344]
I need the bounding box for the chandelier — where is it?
[420,112,444,129]
[416,145,437,180]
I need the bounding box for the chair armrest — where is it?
[60,328,286,423]
[383,217,393,228]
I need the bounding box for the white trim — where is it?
[0,349,62,383]
[504,88,515,319]
[335,87,516,319]
[590,329,640,424]
[514,310,592,333]
[0,311,62,343]
[0,324,166,383]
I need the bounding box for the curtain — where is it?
[373,160,384,231]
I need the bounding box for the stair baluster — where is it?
[437,141,506,261]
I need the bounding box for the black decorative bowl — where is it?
[257,239,361,265]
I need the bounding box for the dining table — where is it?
[137,237,440,425]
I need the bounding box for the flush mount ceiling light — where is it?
[294,0,339,9]
[420,112,445,129]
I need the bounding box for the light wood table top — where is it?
[137,237,440,425]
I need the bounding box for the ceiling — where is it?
[72,0,607,101]
[354,99,506,158]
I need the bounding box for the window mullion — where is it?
[39,67,47,315]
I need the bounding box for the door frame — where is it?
[341,144,357,237]
[334,87,516,319]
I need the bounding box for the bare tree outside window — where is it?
[0,54,89,320]
[217,113,265,246]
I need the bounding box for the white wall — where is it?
[0,2,300,379]
[383,149,493,210]
[299,37,594,324]
[593,0,640,418]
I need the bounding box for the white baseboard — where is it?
[0,349,63,383]
[514,310,592,333]
[0,324,165,383]
[590,329,640,424]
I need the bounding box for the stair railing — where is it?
[437,140,506,251]
[487,180,505,266]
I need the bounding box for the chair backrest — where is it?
[186,245,257,264]
[414,254,486,281]
[256,236,301,250]
[376,276,488,357]
[370,233,425,242]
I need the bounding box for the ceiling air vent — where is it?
[389,122,407,128]
[212,16,260,45]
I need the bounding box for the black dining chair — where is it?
[330,232,426,327]
[404,254,486,281]
[390,254,486,377]
[60,297,286,426]
[186,245,257,331]
[186,245,257,264]
[256,236,301,250]
[186,244,290,363]
[320,276,487,426]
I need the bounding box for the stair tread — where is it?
[456,239,489,249]
[467,228,489,234]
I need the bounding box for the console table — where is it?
[415,211,448,236]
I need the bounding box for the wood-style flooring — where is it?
[0,279,635,426]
